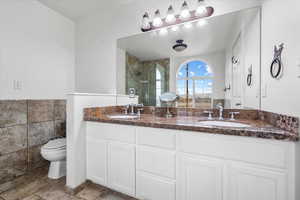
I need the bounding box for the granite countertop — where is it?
[84,106,299,142]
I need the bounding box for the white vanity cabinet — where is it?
[227,163,287,200]
[86,137,107,185]
[85,122,295,200]
[108,141,135,196]
[86,122,136,196]
[177,154,223,200]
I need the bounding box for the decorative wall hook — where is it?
[224,84,231,92]
[270,43,284,79]
[247,65,253,86]
[231,56,239,64]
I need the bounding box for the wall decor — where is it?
[247,65,253,86]
[224,84,231,92]
[141,0,214,32]
[270,43,284,79]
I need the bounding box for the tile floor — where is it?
[0,168,137,200]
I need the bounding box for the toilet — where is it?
[41,138,66,179]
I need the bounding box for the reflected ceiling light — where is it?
[166,5,176,24]
[159,28,168,36]
[180,1,191,20]
[197,18,207,27]
[171,25,179,32]
[153,9,163,27]
[150,30,158,37]
[141,12,151,31]
[173,40,188,52]
[184,22,193,29]
[196,0,207,16]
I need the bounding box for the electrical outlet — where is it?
[13,80,22,90]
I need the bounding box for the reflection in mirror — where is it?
[117,7,261,110]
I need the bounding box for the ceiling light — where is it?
[197,19,207,27]
[141,12,151,31]
[166,5,176,24]
[153,9,163,27]
[173,40,188,52]
[180,1,191,20]
[196,0,207,16]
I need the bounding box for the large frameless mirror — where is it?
[116,7,261,110]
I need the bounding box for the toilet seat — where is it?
[42,138,66,151]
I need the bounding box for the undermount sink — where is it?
[107,115,139,119]
[197,120,251,128]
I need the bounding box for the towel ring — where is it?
[270,43,284,79]
[247,65,253,86]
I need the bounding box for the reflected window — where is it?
[176,60,213,108]
[156,68,162,106]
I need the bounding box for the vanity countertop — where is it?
[83,106,299,142]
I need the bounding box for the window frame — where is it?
[176,60,214,108]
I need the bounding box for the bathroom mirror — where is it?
[116,7,261,110]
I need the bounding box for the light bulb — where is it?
[153,9,163,27]
[180,1,191,20]
[197,19,207,27]
[196,0,207,16]
[166,5,176,24]
[141,12,151,30]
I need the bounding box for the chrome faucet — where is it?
[216,103,224,120]
[127,103,144,115]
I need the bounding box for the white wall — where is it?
[0,0,75,100]
[116,48,126,94]
[224,9,261,109]
[75,0,262,94]
[261,0,300,118]
[170,51,226,99]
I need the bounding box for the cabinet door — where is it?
[227,163,287,200]
[86,138,107,186]
[177,154,223,200]
[136,172,175,200]
[108,141,135,196]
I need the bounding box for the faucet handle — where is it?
[229,112,240,120]
[203,111,213,120]
[137,108,144,116]
[122,106,129,115]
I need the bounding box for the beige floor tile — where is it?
[21,195,43,200]
[35,185,81,200]
[0,177,50,200]
[76,184,108,200]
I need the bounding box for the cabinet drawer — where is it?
[137,146,175,179]
[136,127,176,149]
[87,122,135,144]
[178,131,289,169]
[136,172,175,200]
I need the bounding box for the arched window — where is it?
[176,60,213,108]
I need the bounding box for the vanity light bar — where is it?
[141,1,214,32]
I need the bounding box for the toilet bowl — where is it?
[41,138,66,179]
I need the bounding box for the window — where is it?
[156,68,162,106]
[176,60,213,108]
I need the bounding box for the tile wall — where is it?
[0,100,66,192]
